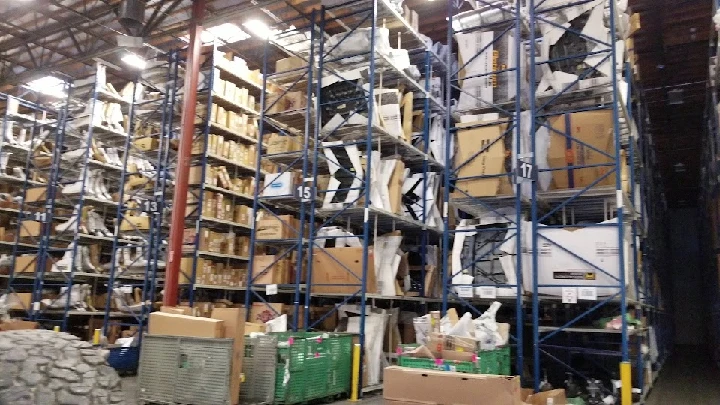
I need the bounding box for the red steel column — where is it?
[164,0,206,306]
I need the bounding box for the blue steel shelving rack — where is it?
[526,0,638,393]
[308,0,446,390]
[1,91,69,325]
[101,54,175,341]
[44,65,139,332]
[443,0,527,379]
[245,1,448,388]
[176,44,264,307]
[246,15,319,331]
[444,0,668,396]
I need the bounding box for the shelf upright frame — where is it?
[528,0,632,392]
[443,0,525,379]
[2,92,68,325]
[246,14,319,330]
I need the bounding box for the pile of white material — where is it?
[413,302,509,349]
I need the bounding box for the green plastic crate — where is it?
[272,332,353,405]
[398,346,511,376]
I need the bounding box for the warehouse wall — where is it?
[669,208,705,346]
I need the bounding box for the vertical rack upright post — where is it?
[444,0,526,377]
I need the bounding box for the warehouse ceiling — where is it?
[0,0,711,207]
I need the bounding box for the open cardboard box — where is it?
[384,366,523,405]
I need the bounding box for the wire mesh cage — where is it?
[138,335,234,405]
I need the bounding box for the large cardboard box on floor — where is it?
[383,366,523,405]
[547,111,615,190]
[311,247,377,295]
[148,312,224,338]
[523,389,567,405]
[210,307,246,405]
[453,121,514,198]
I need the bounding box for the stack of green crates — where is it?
[273,332,353,404]
[397,346,511,375]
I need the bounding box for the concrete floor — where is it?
[645,346,720,405]
[121,346,720,404]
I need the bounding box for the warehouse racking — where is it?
[444,0,670,396]
[1,90,69,327]
[101,56,175,343]
[176,44,262,307]
[0,60,172,340]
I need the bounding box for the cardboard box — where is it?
[388,160,406,214]
[249,302,285,324]
[25,187,48,202]
[245,322,266,334]
[20,221,42,238]
[210,307,246,405]
[453,121,513,197]
[547,111,615,190]
[148,312,224,338]
[426,333,478,361]
[276,56,306,73]
[523,389,567,405]
[133,137,159,152]
[262,172,297,197]
[383,366,523,405]
[0,319,39,331]
[120,215,150,231]
[6,292,33,310]
[160,305,197,316]
[14,255,49,274]
[311,247,377,295]
[628,13,641,36]
[252,255,291,284]
[266,134,303,155]
[521,218,629,296]
[256,215,301,240]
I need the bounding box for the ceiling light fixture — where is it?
[121,53,147,69]
[25,76,67,98]
[243,20,276,39]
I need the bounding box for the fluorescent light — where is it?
[243,20,275,39]
[25,76,66,98]
[122,53,147,70]
[183,23,250,44]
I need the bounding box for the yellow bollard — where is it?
[53,326,60,333]
[93,329,101,345]
[620,361,632,405]
[349,343,361,402]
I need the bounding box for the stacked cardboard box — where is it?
[454,111,622,197]
[216,52,264,88]
[179,257,247,287]
[148,307,247,404]
[266,91,307,114]
[265,133,304,155]
[190,128,258,168]
[188,164,256,196]
[255,214,304,240]
[251,254,295,284]
[182,228,253,256]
